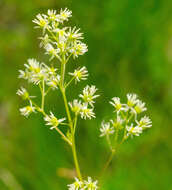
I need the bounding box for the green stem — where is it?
[41,80,45,110]
[106,134,113,152]
[54,127,72,146]
[60,58,82,181]
[65,76,75,88]
[73,115,78,134]
[100,149,115,177]
[71,132,82,181]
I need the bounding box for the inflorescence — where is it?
[100,94,152,151]
[17,8,99,189]
[17,8,152,190]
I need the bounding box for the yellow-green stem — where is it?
[60,60,82,181]
[41,80,45,110]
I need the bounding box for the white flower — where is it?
[46,75,60,89]
[20,103,35,117]
[70,42,88,58]
[69,99,82,114]
[53,28,67,42]
[110,97,123,111]
[79,85,99,107]
[66,27,83,40]
[110,116,123,129]
[80,103,95,120]
[39,34,51,48]
[20,59,50,84]
[67,177,83,190]
[134,100,147,114]
[33,14,49,33]
[100,121,114,137]
[127,93,138,107]
[84,177,98,190]
[59,8,72,22]
[44,112,66,130]
[45,43,60,60]
[18,70,28,79]
[25,58,41,73]
[138,116,152,129]
[126,124,142,137]
[69,66,88,83]
[16,87,30,100]
[31,69,48,85]
[47,9,59,22]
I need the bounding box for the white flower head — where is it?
[33,14,49,33]
[19,103,35,117]
[59,8,72,22]
[46,75,60,89]
[53,28,68,43]
[80,103,95,120]
[69,99,82,115]
[18,70,29,80]
[84,177,98,190]
[70,42,88,58]
[25,58,41,73]
[134,100,147,114]
[110,116,124,129]
[126,124,142,137]
[110,97,123,112]
[45,43,60,60]
[100,121,114,137]
[47,9,59,22]
[138,116,152,129]
[69,66,88,83]
[39,34,51,48]
[67,177,83,190]
[44,112,66,130]
[16,87,30,100]
[127,93,138,107]
[66,27,83,41]
[79,85,99,107]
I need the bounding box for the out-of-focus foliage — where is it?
[0,0,172,189]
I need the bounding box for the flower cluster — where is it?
[17,8,153,190]
[69,85,99,120]
[19,58,60,88]
[68,177,98,190]
[33,8,87,60]
[100,94,152,141]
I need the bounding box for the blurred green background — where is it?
[0,0,172,189]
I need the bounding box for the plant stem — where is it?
[54,127,72,146]
[71,132,82,181]
[41,80,45,110]
[100,149,115,177]
[60,59,82,181]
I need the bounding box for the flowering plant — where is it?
[17,8,152,189]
